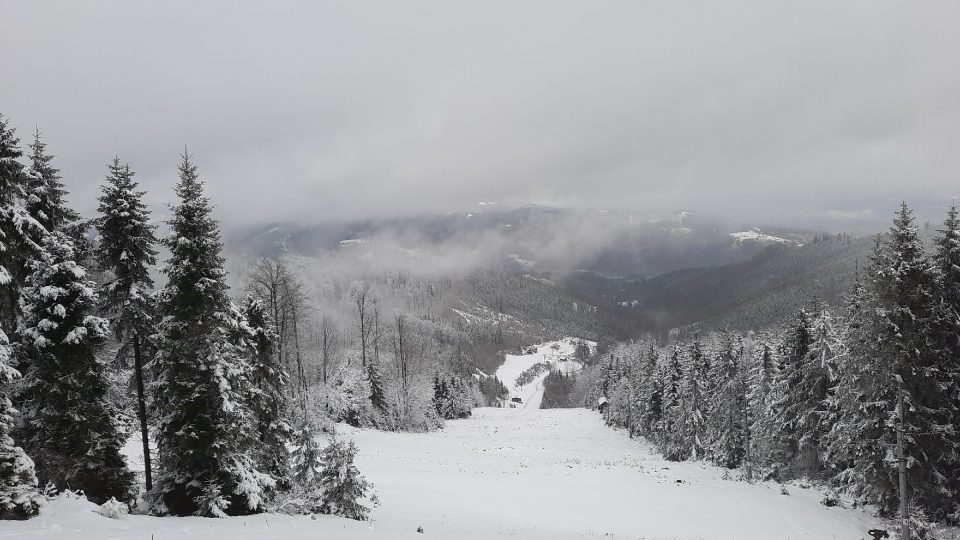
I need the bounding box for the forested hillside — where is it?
[565,233,873,338]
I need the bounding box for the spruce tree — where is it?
[149,152,271,517]
[95,157,158,490]
[678,335,708,460]
[17,232,134,503]
[367,361,388,414]
[0,115,44,336]
[878,204,955,519]
[709,334,746,469]
[768,308,813,474]
[0,326,42,519]
[637,344,662,437]
[931,205,960,521]
[242,295,292,490]
[829,205,958,520]
[25,130,78,235]
[316,436,376,521]
[660,345,684,460]
[748,339,778,469]
[290,423,322,488]
[825,267,894,509]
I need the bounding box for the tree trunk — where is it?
[897,384,909,540]
[133,333,152,491]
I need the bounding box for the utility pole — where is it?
[897,378,909,540]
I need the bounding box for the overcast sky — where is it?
[2,1,958,229]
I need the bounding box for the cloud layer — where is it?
[2,1,958,229]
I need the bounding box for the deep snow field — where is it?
[1,339,892,539]
[2,407,888,540]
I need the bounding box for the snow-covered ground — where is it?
[7,408,888,539]
[494,337,591,409]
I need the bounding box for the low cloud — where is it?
[2,1,958,230]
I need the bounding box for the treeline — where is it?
[0,114,374,520]
[591,203,960,525]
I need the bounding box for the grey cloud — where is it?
[2,0,958,230]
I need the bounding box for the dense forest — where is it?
[1,113,491,520]
[588,204,960,532]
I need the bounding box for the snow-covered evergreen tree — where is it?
[877,204,955,520]
[709,334,746,469]
[316,436,376,521]
[931,205,960,521]
[367,361,388,415]
[768,308,813,474]
[17,232,134,503]
[148,152,272,517]
[242,295,292,490]
[0,329,42,519]
[432,373,473,420]
[95,157,158,490]
[290,423,322,488]
[636,344,662,436]
[789,305,841,474]
[659,345,684,460]
[0,115,44,337]
[24,130,78,235]
[829,205,957,520]
[678,335,708,460]
[748,339,778,469]
[825,266,894,510]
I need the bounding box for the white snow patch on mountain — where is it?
[730,229,793,245]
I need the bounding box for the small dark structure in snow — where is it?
[867,530,889,539]
[511,397,523,403]
[597,396,609,413]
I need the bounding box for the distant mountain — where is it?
[561,233,872,338]
[223,205,818,279]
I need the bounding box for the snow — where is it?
[495,338,590,409]
[339,239,369,247]
[12,408,888,539]
[730,229,793,245]
[507,253,534,267]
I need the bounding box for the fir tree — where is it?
[95,157,158,490]
[791,305,841,474]
[931,204,960,521]
[878,204,955,519]
[316,436,376,521]
[290,423,322,488]
[0,115,44,336]
[242,296,292,491]
[17,232,134,503]
[432,372,449,417]
[0,328,42,519]
[768,308,813,473]
[24,130,78,235]
[709,334,746,469]
[748,339,778,469]
[367,361,388,414]
[678,335,708,460]
[149,152,271,517]
[825,267,894,509]
[660,345,684,460]
[637,344,663,436]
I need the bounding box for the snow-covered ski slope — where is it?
[495,337,591,409]
[7,408,885,539]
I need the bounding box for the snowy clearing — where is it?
[4,408,887,539]
[495,337,590,409]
